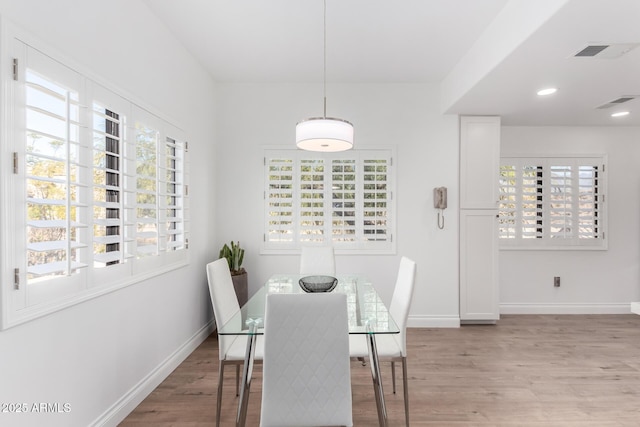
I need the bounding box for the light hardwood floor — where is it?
[121,315,640,426]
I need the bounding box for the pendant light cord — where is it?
[323,0,327,118]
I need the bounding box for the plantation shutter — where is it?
[548,165,573,239]
[521,165,543,239]
[263,149,394,253]
[92,98,129,266]
[23,47,88,282]
[7,38,190,326]
[134,117,159,258]
[299,158,326,243]
[499,156,605,248]
[331,158,357,243]
[362,157,391,245]
[498,165,517,239]
[265,156,295,245]
[577,164,600,239]
[162,136,187,251]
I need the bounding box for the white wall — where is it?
[0,1,217,426]
[214,83,461,327]
[500,126,640,313]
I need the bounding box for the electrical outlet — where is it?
[554,276,561,287]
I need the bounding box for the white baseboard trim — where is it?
[500,303,632,315]
[631,302,640,315]
[91,319,215,427]
[408,315,460,328]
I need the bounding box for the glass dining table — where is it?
[218,274,399,427]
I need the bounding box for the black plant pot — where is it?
[231,271,248,307]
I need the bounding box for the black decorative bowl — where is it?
[299,275,338,293]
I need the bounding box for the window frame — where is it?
[1,25,189,329]
[498,154,607,251]
[262,147,396,255]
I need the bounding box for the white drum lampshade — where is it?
[296,117,354,152]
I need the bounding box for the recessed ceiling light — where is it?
[611,111,630,117]
[537,88,557,96]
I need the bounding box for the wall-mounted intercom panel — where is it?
[434,187,448,210]
[434,187,447,229]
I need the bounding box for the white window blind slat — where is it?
[27,261,88,277]
[28,241,87,251]
[26,81,67,101]
[27,220,87,228]
[93,235,122,245]
[93,251,125,264]
[92,218,121,228]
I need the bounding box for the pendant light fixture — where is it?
[296,0,353,152]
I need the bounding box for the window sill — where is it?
[499,245,608,251]
[1,259,188,331]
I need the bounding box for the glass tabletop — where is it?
[218,274,399,335]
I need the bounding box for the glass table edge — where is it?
[218,274,400,336]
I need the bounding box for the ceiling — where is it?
[144,0,640,126]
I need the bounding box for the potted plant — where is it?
[219,241,248,306]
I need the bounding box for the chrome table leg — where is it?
[366,331,388,427]
[236,320,258,427]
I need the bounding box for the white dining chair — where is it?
[299,245,336,276]
[349,256,417,427]
[206,258,263,427]
[260,293,352,427]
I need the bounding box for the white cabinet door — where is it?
[460,210,499,321]
[459,116,501,209]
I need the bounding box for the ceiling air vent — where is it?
[573,43,639,59]
[596,96,639,109]
[575,45,609,57]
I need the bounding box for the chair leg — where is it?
[391,360,396,394]
[235,363,240,396]
[216,362,225,427]
[401,356,409,427]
